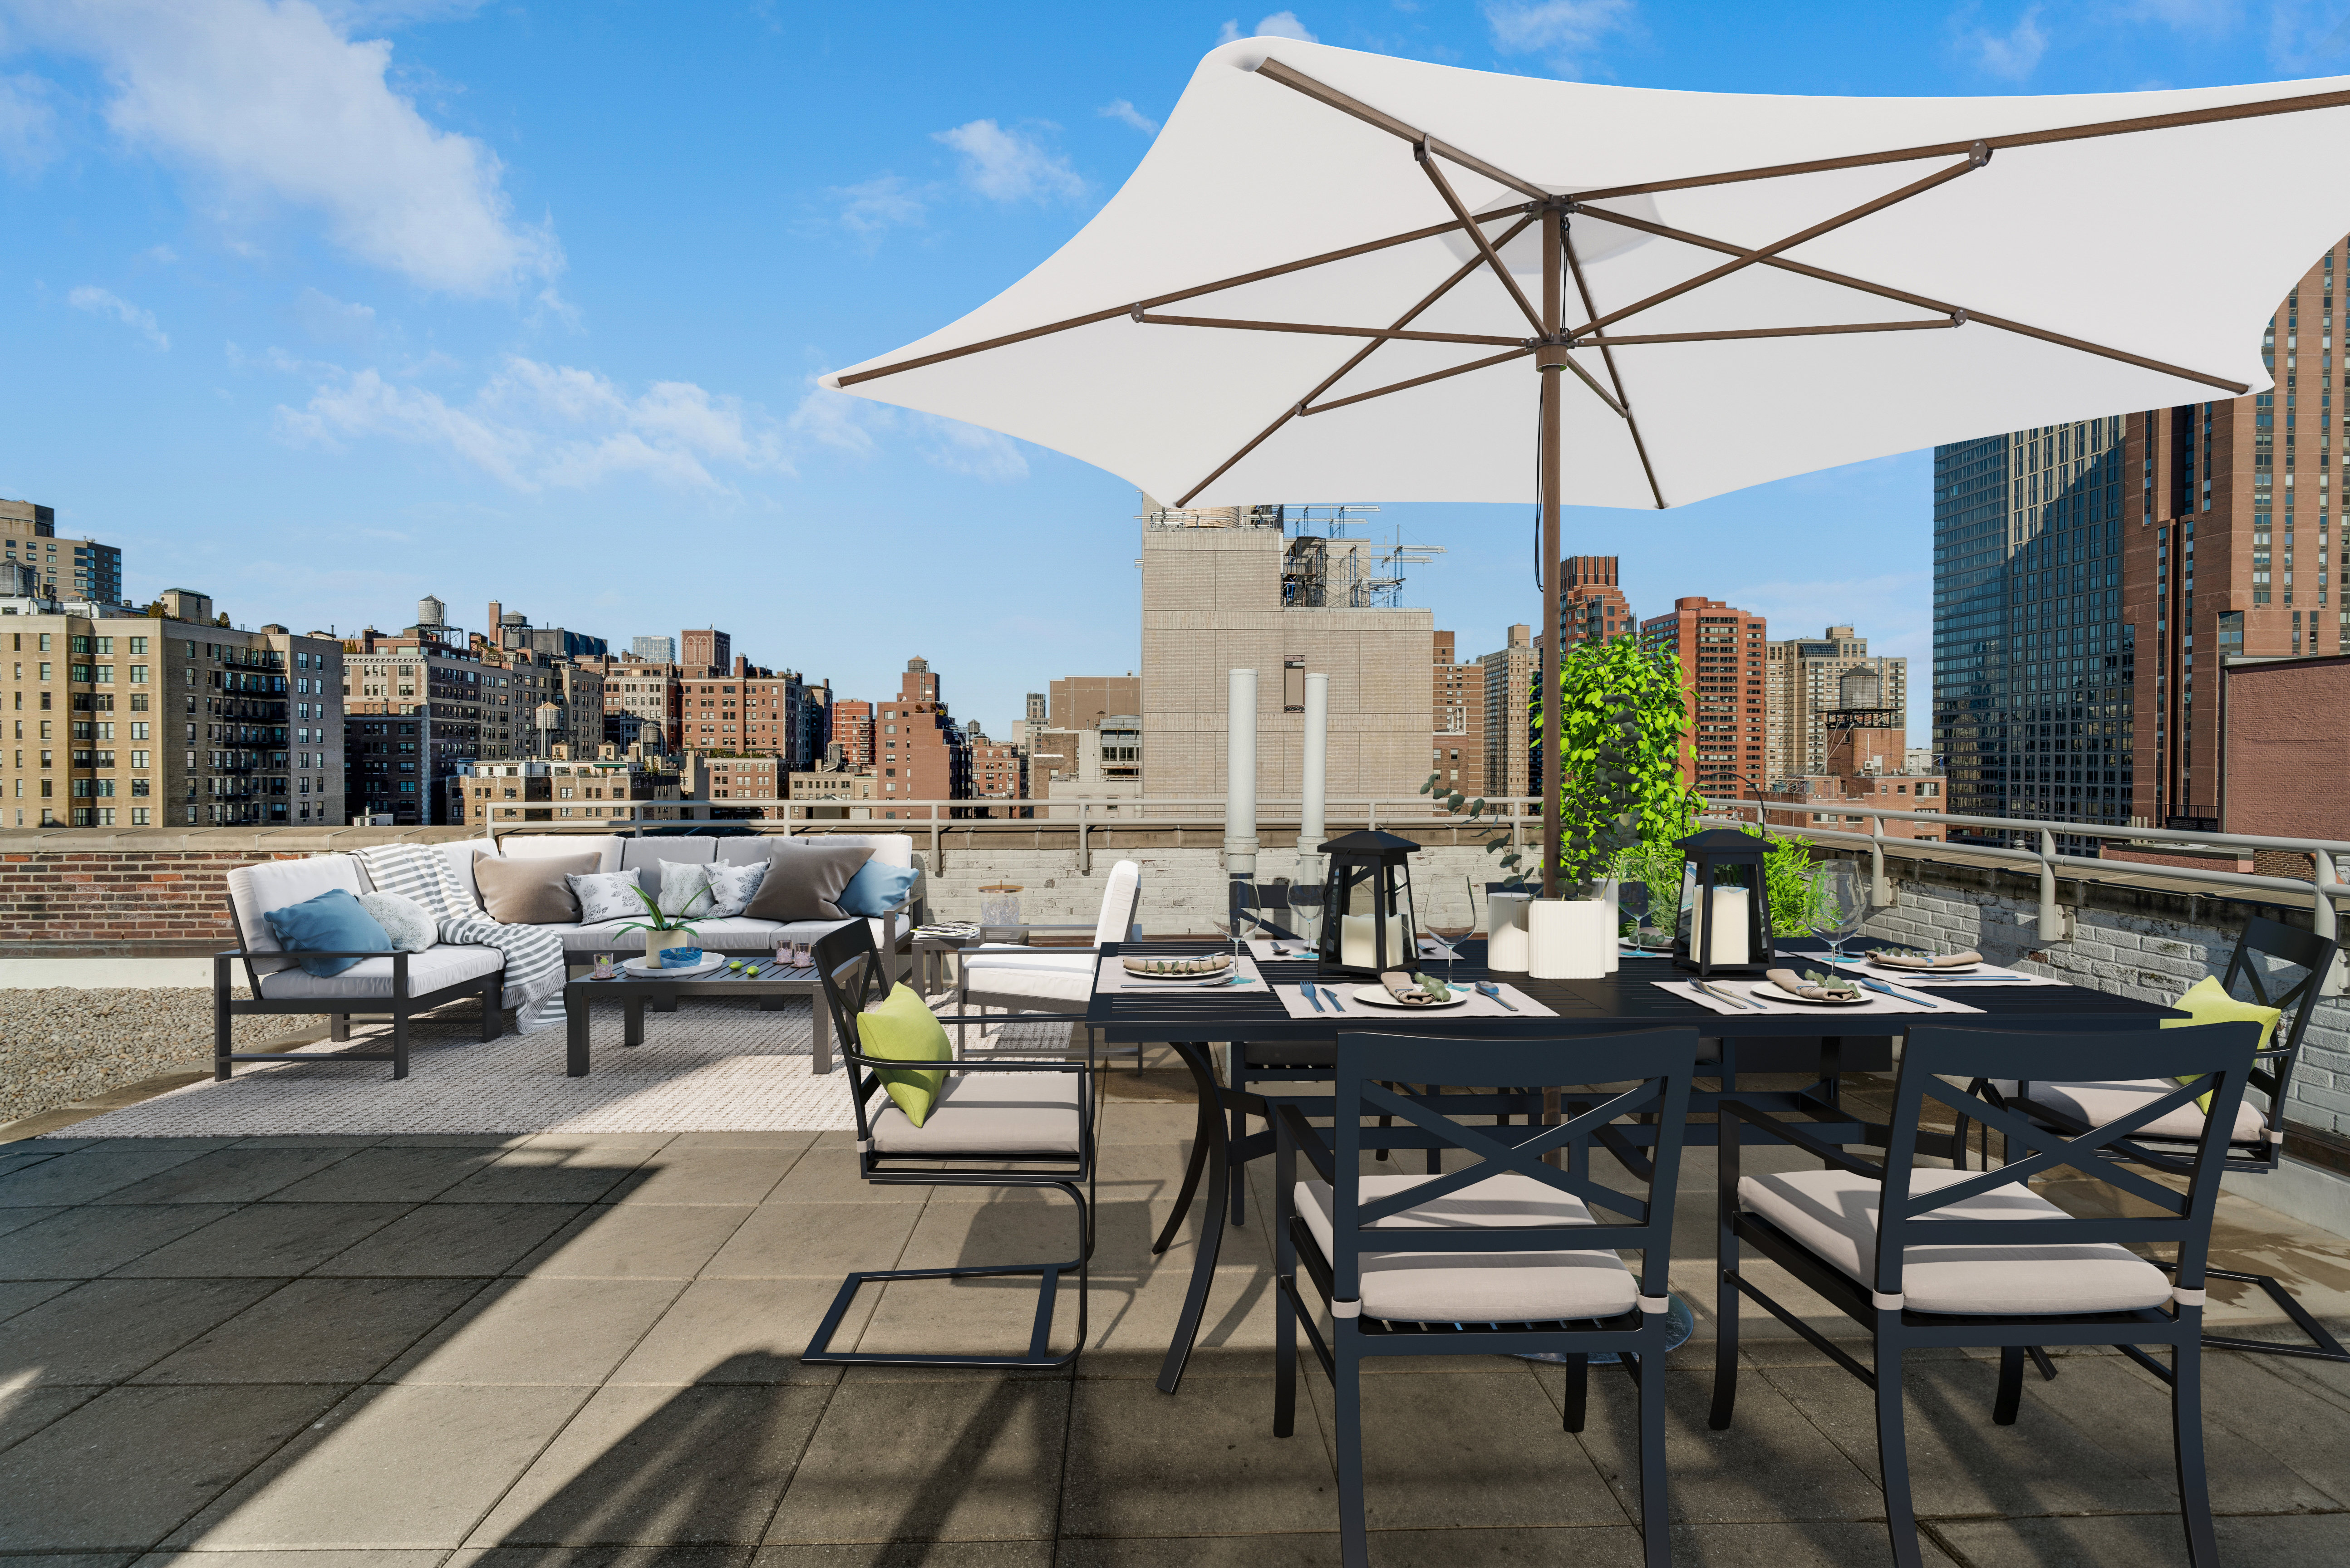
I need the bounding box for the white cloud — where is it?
[1098,98,1160,135]
[294,286,377,346]
[932,119,1085,204]
[13,0,560,295]
[276,355,787,492]
[1968,7,2049,80]
[1484,0,1636,71]
[68,284,169,349]
[1217,12,1318,44]
[830,173,927,236]
[790,380,1028,483]
[0,72,59,176]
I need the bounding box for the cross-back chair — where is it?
[1274,1027,1700,1568]
[799,919,1096,1371]
[1716,1021,2262,1568]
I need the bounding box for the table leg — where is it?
[1158,1041,1231,1396]
[624,1002,644,1049]
[566,992,590,1077]
[812,991,832,1075]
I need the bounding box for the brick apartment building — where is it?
[1641,597,1767,798]
[3,497,123,606]
[344,623,483,826]
[969,730,1023,799]
[875,657,969,811]
[582,653,682,755]
[832,699,875,769]
[1764,626,1908,787]
[1558,555,1636,648]
[1479,622,1533,801]
[1432,630,1484,790]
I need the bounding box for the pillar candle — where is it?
[1340,911,1410,970]
[1689,885,1750,966]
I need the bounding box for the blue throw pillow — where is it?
[836,859,919,917]
[262,888,391,977]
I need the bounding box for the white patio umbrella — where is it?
[826,39,2350,894]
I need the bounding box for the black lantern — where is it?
[1671,828,1775,978]
[1316,829,1420,979]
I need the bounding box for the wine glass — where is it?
[1286,884,1324,957]
[1811,862,1866,966]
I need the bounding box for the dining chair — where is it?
[1951,913,2346,1366]
[799,919,1097,1371]
[1273,1027,1700,1568]
[955,858,1142,1066]
[1714,1020,2262,1568]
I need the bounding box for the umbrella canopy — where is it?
[827,39,2350,891]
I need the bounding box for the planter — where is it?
[643,926,694,962]
[1486,891,1533,972]
[1528,897,1612,980]
[1599,878,1621,975]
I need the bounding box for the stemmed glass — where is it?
[1810,862,1866,967]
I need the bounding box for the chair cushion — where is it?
[1094,859,1141,946]
[1738,1167,2172,1315]
[262,888,392,977]
[227,857,368,976]
[1295,1173,1637,1324]
[965,965,1094,1008]
[869,1069,1083,1154]
[963,950,1098,975]
[856,983,952,1126]
[743,844,871,921]
[256,943,505,1000]
[357,892,437,954]
[1992,1078,2266,1143]
[476,851,600,925]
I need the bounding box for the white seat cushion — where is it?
[1991,1078,2266,1143]
[1739,1167,2172,1316]
[227,858,368,976]
[1296,1172,1637,1324]
[868,1070,1082,1154]
[964,950,1098,976]
[965,965,1094,1008]
[256,944,505,1000]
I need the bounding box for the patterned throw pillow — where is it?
[357,891,438,953]
[568,870,649,926]
[655,860,718,919]
[702,861,767,919]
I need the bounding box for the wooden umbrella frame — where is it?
[838,60,2345,894]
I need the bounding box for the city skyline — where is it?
[7,5,2319,740]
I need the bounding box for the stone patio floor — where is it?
[4,1054,2349,1567]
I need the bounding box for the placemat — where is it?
[1653,979,1985,1018]
[1095,955,1266,993]
[1274,980,1552,1020]
[1245,937,1462,962]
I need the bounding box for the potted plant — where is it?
[617,881,711,963]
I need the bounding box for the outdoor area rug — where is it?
[44,997,857,1138]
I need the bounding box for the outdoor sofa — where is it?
[216,830,924,1079]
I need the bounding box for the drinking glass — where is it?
[1811,862,1866,965]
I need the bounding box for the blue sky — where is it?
[1,1,2338,737]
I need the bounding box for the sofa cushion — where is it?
[497,833,624,875]
[433,842,488,911]
[620,839,716,876]
[227,857,368,976]
[263,888,392,977]
[256,943,505,1000]
[715,837,781,867]
[744,843,870,922]
[476,850,600,925]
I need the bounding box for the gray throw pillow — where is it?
[474,850,601,925]
[742,843,873,922]
[567,869,649,926]
[357,891,437,953]
[654,859,718,919]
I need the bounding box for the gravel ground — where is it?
[0,988,326,1126]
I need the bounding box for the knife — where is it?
[1857,977,1937,1009]
[1325,987,1347,1012]
[1299,981,1325,1014]
[1696,980,1757,1011]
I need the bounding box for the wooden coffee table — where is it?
[563,958,836,1076]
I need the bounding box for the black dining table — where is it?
[1087,936,2181,1394]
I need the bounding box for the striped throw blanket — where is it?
[352,844,568,1034]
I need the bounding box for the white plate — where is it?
[1864,955,1981,975]
[1121,971,1243,987]
[1349,985,1472,1010]
[621,954,725,977]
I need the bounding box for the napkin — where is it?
[1869,950,1984,970]
[1765,966,1864,1002]
[1378,970,1450,1006]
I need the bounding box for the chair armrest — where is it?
[840,1048,1090,1075]
[1273,1101,1338,1185]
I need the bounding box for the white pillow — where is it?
[655,860,718,919]
[568,870,649,926]
[356,891,437,953]
[702,860,767,918]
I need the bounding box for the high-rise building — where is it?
[633,635,678,664]
[1558,556,1635,648]
[478,600,608,660]
[682,627,731,674]
[1640,597,1767,797]
[1432,630,1484,791]
[1049,675,1141,731]
[2,499,123,607]
[580,653,682,755]
[1933,419,2132,845]
[875,657,969,808]
[1764,626,1908,786]
[344,621,484,826]
[1478,623,1534,801]
[833,699,875,769]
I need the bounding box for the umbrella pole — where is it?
[1539,204,1563,900]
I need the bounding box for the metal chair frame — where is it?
[1274,1027,1700,1568]
[800,919,1097,1371]
[214,892,501,1081]
[1714,1021,2261,1568]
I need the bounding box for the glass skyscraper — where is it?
[1932,418,2134,849]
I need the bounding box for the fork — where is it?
[1299,981,1326,1014]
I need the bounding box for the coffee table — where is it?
[563,958,836,1076]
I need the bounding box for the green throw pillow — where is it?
[856,983,952,1127]
[2161,975,2281,1112]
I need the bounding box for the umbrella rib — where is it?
[1301,347,1535,416]
[1171,215,1537,507]
[1418,148,1547,335]
[1569,203,2251,395]
[1564,226,1665,510]
[1252,58,1552,201]
[1573,153,1983,338]
[1584,318,1959,346]
[1573,83,2350,201]
[832,211,1526,388]
[1137,314,1529,348]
